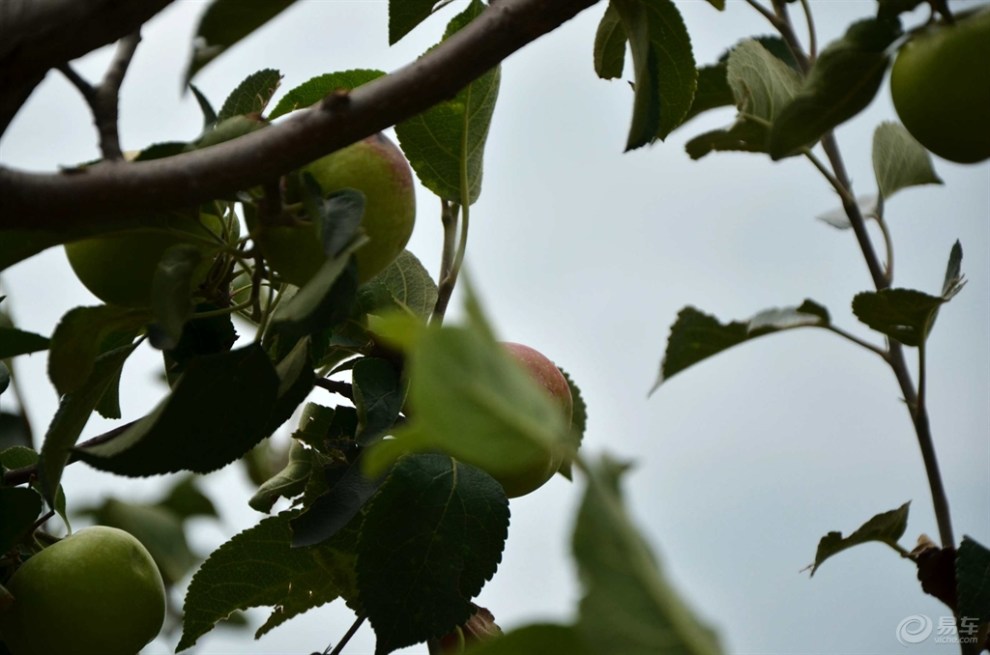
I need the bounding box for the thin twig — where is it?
[328,614,366,655]
[797,0,818,62]
[432,201,462,325]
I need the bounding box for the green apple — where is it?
[495,342,573,498]
[890,7,990,164]
[65,212,231,307]
[259,133,415,285]
[0,526,166,655]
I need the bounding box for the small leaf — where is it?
[574,456,722,655]
[352,357,403,441]
[269,69,385,120]
[769,18,902,159]
[610,0,697,148]
[816,195,877,230]
[956,537,990,625]
[47,305,146,396]
[217,69,282,121]
[149,245,204,350]
[872,121,943,199]
[0,487,43,553]
[851,289,945,347]
[0,326,49,359]
[74,345,280,476]
[357,250,439,321]
[185,0,298,82]
[810,502,910,575]
[249,440,315,513]
[188,84,218,128]
[557,367,587,479]
[178,512,358,651]
[389,0,455,45]
[652,301,829,392]
[593,6,626,80]
[395,0,499,204]
[357,454,509,655]
[942,240,965,300]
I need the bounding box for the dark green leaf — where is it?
[610,0,697,148]
[810,502,910,575]
[149,245,204,350]
[269,69,385,120]
[389,0,455,45]
[185,0,298,82]
[0,362,8,396]
[593,6,626,80]
[249,440,316,513]
[652,301,829,391]
[358,250,439,320]
[395,1,499,204]
[957,537,990,624]
[134,142,190,161]
[163,305,238,386]
[942,241,965,300]
[0,416,33,453]
[218,69,282,121]
[558,367,586,480]
[305,187,365,260]
[574,456,722,655]
[188,84,218,129]
[159,475,219,520]
[872,121,942,199]
[769,18,902,159]
[0,326,48,359]
[0,487,43,553]
[469,624,596,655]
[357,454,509,655]
[851,288,945,347]
[352,357,403,441]
[877,0,925,19]
[191,115,267,150]
[267,337,316,434]
[74,344,280,476]
[682,63,733,123]
[178,512,359,650]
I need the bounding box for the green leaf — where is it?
[769,18,902,159]
[74,344,280,476]
[557,367,587,479]
[594,5,626,80]
[268,69,385,120]
[389,0,455,45]
[610,0,697,148]
[816,195,877,230]
[188,84,218,129]
[957,537,990,625]
[358,250,439,321]
[352,357,403,441]
[468,624,595,655]
[249,440,317,513]
[217,68,282,121]
[178,512,358,651]
[149,245,204,350]
[267,337,316,434]
[851,288,945,347]
[652,301,830,392]
[357,454,509,655]
[726,38,802,146]
[38,343,136,504]
[0,487,43,553]
[395,0,499,204]
[942,240,965,300]
[872,121,943,199]
[185,0,298,82]
[0,326,48,359]
[0,362,8,397]
[289,453,384,548]
[810,502,910,575]
[682,62,733,123]
[159,475,219,520]
[47,305,146,397]
[163,304,238,386]
[574,456,722,655]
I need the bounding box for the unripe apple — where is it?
[0,526,166,655]
[65,212,230,307]
[890,8,990,164]
[259,133,416,285]
[495,342,573,498]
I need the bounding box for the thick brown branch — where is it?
[0,0,601,232]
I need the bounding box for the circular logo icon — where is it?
[896,614,933,645]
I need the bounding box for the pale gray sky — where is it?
[2,2,988,654]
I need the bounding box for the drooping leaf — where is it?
[593,5,626,80]
[148,245,204,350]
[466,624,596,655]
[609,0,697,148]
[651,301,829,392]
[177,512,359,651]
[956,537,990,625]
[872,122,943,199]
[217,69,282,121]
[249,440,316,513]
[0,487,43,553]
[395,0,500,204]
[851,288,945,347]
[268,69,385,119]
[769,18,902,159]
[574,456,722,655]
[357,454,509,655]
[185,0,298,82]
[810,502,910,575]
[74,344,280,476]
[389,0,456,45]
[357,250,439,321]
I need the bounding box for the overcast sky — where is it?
[2,1,988,654]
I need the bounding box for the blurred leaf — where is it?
[159,475,219,520]
[557,367,587,480]
[189,84,218,129]
[0,361,7,396]
[217,69,282,121]
[395,0,499,204]
[593,5,626,80]
[269,69,385,120]
[357,453,508,655]
[74,344,279,476]
[872,122,943,199]
[942,241,965,300]
[0,412,31,451]
[816,195,877,230]
[358,250,439,321]
[185,0,298,82]
[877,0,925,19]
[468,624,595,655]
[38,343,136,504]
[389,0,455,45]
[810,502,910,575]
[0,487,43,553]
[769,18,902,159]
[47,305,146,397]
[851,288,945,347]
[652,300,829,392]
[574,456,722,655]
[149,245,204,350]
[178,512,359,650]
[0,326,48,359]
[682,62,732,123]
[957,537,990,624]
[610,0,697,148]
[191,114,267,150]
